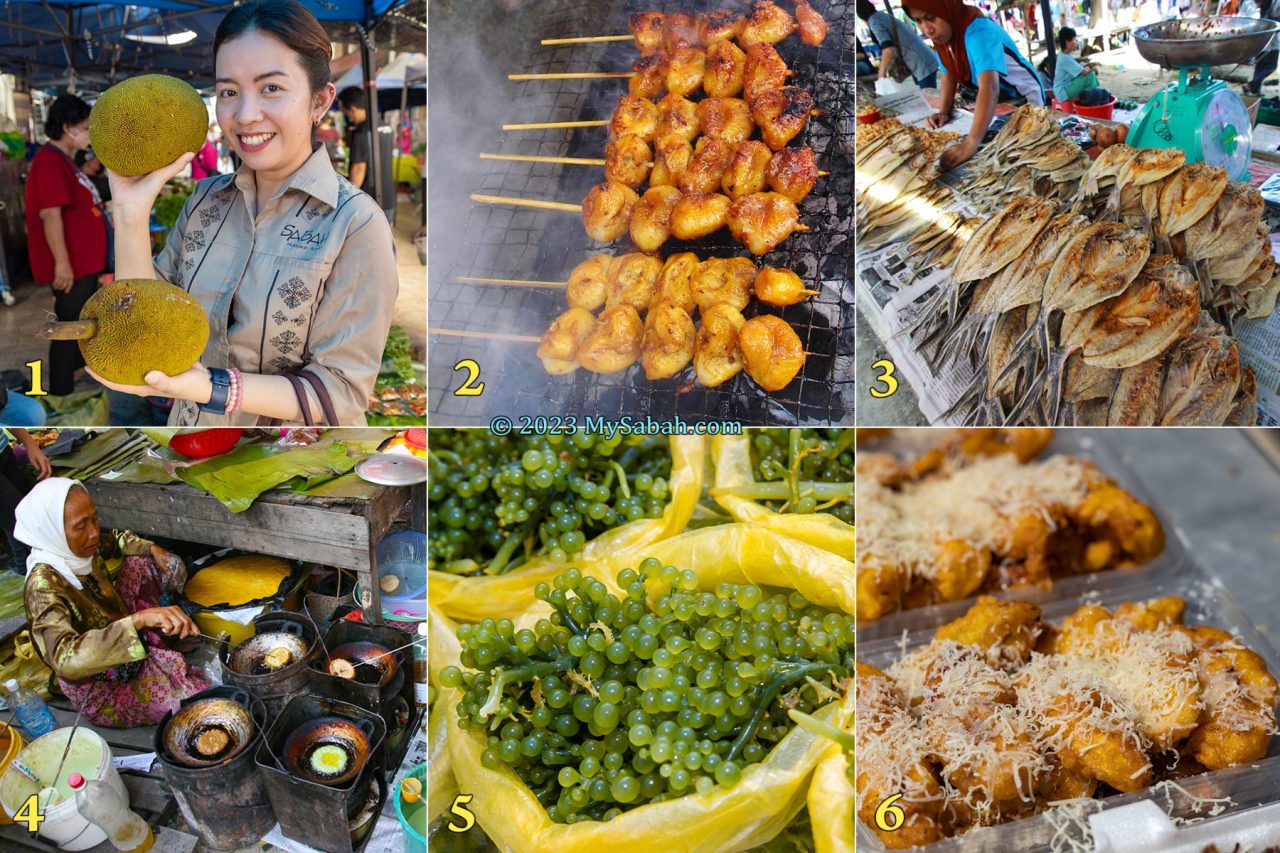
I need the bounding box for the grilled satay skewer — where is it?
[542,3,826,49]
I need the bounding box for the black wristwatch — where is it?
[198,368,232,415]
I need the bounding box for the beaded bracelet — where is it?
[227,368,244,416]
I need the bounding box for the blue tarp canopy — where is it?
[0,0,408,88]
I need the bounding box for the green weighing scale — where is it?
[1128,17,1280,181]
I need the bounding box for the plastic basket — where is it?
[375,532,426,617]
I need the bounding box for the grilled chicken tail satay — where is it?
[651,134,693,187]
[701,9,746,46]
[656,93,699,142]
[653,252,699,313]
[566,254,612,311]
[755,266,818,305]
[696,97,756,144]
[671,191,732,240]
[692,257,756,313]
[679,137,738,194]
[582,181,639,243]
[704,39,747,97]
[752,86,817,150]
[729,192,807,254]
[577,305,643,373]
[663,11,703,50]
[743,43,791,101]
[628,12,665,56]
[606,253,663,313]
[631,185,683,253]
[609,95,658,142]
[741,314,806,390]
[723,140,773,199]
[538,307,597,374]
[665,46,707,97]
[766,145,819,202]
[641,302,697,380]
[795,0,830,46]
[629,54,666,100]
[740,0,797,47]
[604,133,653,189]
[694,303,747,386]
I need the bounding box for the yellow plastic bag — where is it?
[808,740,855,853]
[598,524,854,616]
[709,436,853,560]
[437,634,850,853]
[428,607,461,824]
[430,436,707,623]
[432,528,853,851]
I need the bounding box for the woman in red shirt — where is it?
[25,95,108,395]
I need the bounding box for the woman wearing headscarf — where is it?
[18,479,208,727]
[907,0,1045,170]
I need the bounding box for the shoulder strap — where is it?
[298,370,339,426]
[283,373,315,426]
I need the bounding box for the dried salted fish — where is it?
[1183,183,1264,261]
[950,197,1057,284]
[1079,144,1140,199]
[1158,313,1241,426]
[1043,221,1150,314]
[1108,355,1165,426]
[1078,255,1199,368]
[1245,270,1280,319]
[1064,352,1117,402]
[1225,367,1257,426]
[1074,397,1111,425]
[1157,164,1228,237]
[1116,147,1187,190]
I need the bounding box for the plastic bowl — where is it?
[375,532,426,610]
[394,763,426,853]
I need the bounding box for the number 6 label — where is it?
[875,793,906,831]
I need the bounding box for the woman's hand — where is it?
[940,138,979,171]
[106,152,195,225]
[926,109,953,129]
[86,364,212,405]
[132,605,199,638]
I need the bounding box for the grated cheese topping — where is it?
[856,455,1092,582]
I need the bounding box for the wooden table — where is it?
[82,480,417,623]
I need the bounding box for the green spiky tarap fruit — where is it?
[89,75,208,176]
[79,279,210,384]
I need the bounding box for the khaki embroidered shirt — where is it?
[24,530,154,682]
[153,144,398,426]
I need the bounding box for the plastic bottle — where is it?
[413,622,430,710]
[3,678,56,738]
[68,773,154,853]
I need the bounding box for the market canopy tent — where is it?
[0,0,408,88]
[333,50,423,109]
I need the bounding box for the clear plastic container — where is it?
[857,431,1191,643]
[855,560,1280,852]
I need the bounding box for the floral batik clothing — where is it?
[24,533,209,728]
[152,143,399,427]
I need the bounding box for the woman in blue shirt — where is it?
[907,0,1045,169]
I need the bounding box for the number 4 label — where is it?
[15,794,45,833]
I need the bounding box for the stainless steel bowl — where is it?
[1135,16,1280,69]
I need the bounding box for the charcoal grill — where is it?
[428,0,853,426]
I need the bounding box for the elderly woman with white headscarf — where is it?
[17,478,208,728]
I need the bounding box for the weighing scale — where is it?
[1129,17,1280,181]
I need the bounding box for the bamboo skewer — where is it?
[540,34,631,45]
[503,119,608,131]
[457,276,568,288]
[480,153,606,166]
[430,328,542,343]
[509,71,634,80]
[471,193,583,212]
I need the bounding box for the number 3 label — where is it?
[869,359,898,399]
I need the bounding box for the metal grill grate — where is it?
[428,0,854,426]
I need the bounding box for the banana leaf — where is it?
[177,430,394,512]
[49,429,135,472]
[41,389,109,426]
